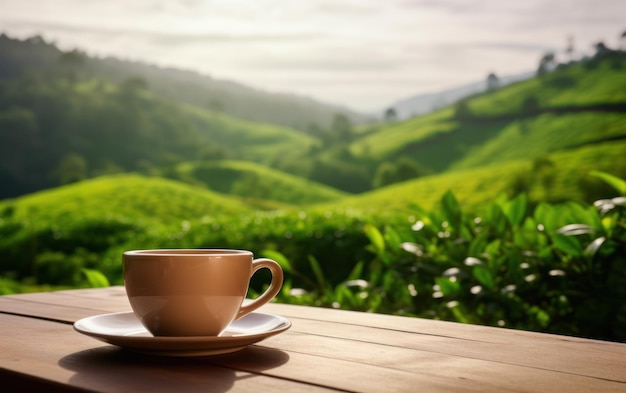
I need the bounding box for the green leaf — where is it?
[346,261,364,281]
[364,224,385,255]
[534,202,557,232]
[472,266,494,289]
[308,255,326,289]
[81,268,109,288]
[551,234,583,256]
[503,193,527,227]
[441,190,461,226]
[383,226,402,250]
[556,224,595,236]
[591,171,626,195]
[584,237,606,258]
[261,249,293,274]
[529,306,551,328]
[449,302,471,324]
[435,276,460,297]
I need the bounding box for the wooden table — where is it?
[1,286,624,392]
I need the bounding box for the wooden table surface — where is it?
[1,286,625,392]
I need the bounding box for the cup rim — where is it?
[123,249,253,257]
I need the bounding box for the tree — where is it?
[521,95,539,115]
[454,99,474,121]
[372,162,396,189]
[372,157,430,188]
[54,153,87,185]
[58,49,86,82]
[331,113,352,142]
[384,107,398,122]
[593,41,612,57]
[565,35,575,62]
[486,72,500,91]
[537,52,556,76]
[121,76,149,93]
[208,100,224,112]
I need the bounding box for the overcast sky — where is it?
[0,0,624,112]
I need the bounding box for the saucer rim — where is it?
[73,311,291,356]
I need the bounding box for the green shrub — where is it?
[326,172,626,341]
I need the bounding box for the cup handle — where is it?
[236,258,284,319]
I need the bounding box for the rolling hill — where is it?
[171,160,349,207]
[350,50,626,176]
[0,76,317,198]
[1,173,255,225]
[327,140,626,215]
[0,34,371,130]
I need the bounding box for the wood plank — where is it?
[0,314,529,393]
[3,287,626,382]
[3,291,626,393]
[0,313,474,393]
[16,287,622,351]
[0,314,337,393]
[255,330,626,392]
[285,317,626,382]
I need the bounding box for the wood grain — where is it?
[1,287,625,393]
[0,314,335,393]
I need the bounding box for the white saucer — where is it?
[74,311,291,357]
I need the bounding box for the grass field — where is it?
[327,140,626,215]
[172,160,349,207]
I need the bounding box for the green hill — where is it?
[1,173,254,225]
[1,38,625,342]
[0,76,316,198]
[467,55,626,116]
[324,140,626,214]
[0,174,255,280]
[2,41,624,200]
[349,51,626,177]
[0,34,369,130]
[171,160,349,207]
[181,106,316,164]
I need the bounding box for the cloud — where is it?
[0,0,624,111]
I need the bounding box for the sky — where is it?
[0,0,624,113]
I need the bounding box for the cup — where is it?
[123,249,284,337]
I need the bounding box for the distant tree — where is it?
[306,122,323,136]
[372,157,430,188]
[521,95,540,115]
[58,49,86,82]
[372,162,396,189]
[121,76,149,93]
[621,30,626,50]
[384,107,398,122]
[394,156,430,181]
[26,35,46,45]
[331,113,352,142]
[92,161,124,177]
[593,41,612,57]
[208,100,224,112]
[537,52,556,76]
[486,72,500,91]
[199,145,228,161]
[454,99,474,121]
[565,35,575,62]
[59,49,85,65]
[54,153,87,185]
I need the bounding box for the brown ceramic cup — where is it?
[123,249,284,337]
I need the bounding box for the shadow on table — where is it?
[59,345,290,391]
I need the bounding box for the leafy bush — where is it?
[1,169,625,342]
[276,172,626,342]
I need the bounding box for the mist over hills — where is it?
[0,31,625,205]
[387,71,534,120]
[0,34,372,130]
